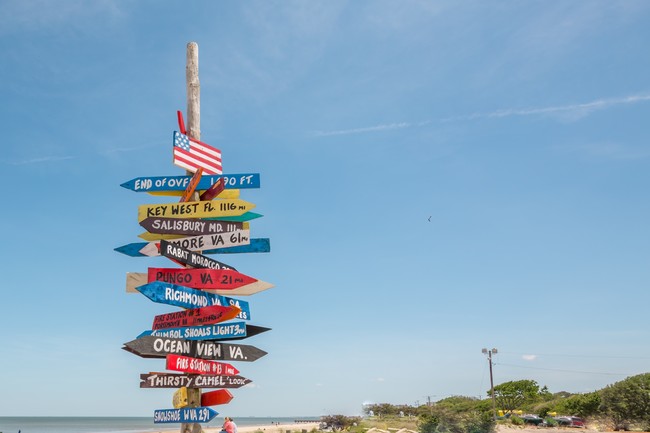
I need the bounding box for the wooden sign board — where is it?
[115,237,269,258]
[121,173,260,192]
[152,304,240,330]
[147,267,272,292]
[166,354,239,375]
[179,168,203,202]
[200,177,225,201]
[149,188,240,199]
[160,240,237,271]
[135,281,250,320]
[138,199,255,222]
[127,272,272,296]
[154,407,218,424]
[173,386,188,408]
[139,217,246,236]
[140,372,252,389]
[201,389,233,407]
[139,229,251,256]
[122,336,268,361]
[139,323,270,341]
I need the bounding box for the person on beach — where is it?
[230,417,238,433]
[222,417,236,433]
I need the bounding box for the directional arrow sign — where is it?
[121,173,260,192]
[123,336,268,361]
[138,218,250,242]
[149,188,240,199]
[127,272,272,296]
[135,281,249,319]
[154,407,218,424]
[139,217,246,236]
[115,237,270,257]
[204,211,263,223]
[160,240,237,271]
[152,304,241,330]
[201,389,234,407]
[179,168,203,203]
[148,267,272,292]
[166,354,239,375]
[138,199,255,222]
[200,177,225,201]
[139,229,250,256]
[140,372,252,389]
[135,281,250,320]
[139,322,271,341]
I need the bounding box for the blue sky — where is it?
[1,0,649,419]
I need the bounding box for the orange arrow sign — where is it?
[201,389,234,407]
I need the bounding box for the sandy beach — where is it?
[148,422,321,433]
[200,422,322,433]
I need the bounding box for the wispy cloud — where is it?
[314,93,650,137]
[444,94,650,122]
[314,122,413,137]
[7,155,75,166]
[522,354,538,361]
[557,142,650,160]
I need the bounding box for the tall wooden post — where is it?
[181,41,203,433]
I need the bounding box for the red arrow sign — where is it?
[167,354,239,375]
[152,304,241,330]
[201,389,234,407]
[148,267,269,291]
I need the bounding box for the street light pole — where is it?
[482,348,498,421]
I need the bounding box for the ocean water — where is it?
[0,416,319,433]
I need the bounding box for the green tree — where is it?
[600,373,650,430]
[488,380,541,413]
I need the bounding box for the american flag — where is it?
[172,131,222,175]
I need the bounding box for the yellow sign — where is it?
[138,199,255,222]
[173,387,188,408]
[149,189,241,199]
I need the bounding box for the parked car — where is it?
[555,416,586,428]
[521,414,545,425]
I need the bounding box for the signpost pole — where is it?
[183,40,203,433]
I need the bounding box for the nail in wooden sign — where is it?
[159,240,237,271]
[138,229,250,257]
[166,354,239,375]
[121,173,260,192]
[138,322,271,341]
[139,217,246,236]
[152,304,241,330]
[115,237,270,258]
[148,267,273,293]
[154,407,218,424]
[135,281,250,319]
[140,372,252,389]
[123,336,268,361]
[138,199,255,222]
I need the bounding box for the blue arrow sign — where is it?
[135,281,250,320]
[121,173,260,192]
[138,321,248,340]
[153,407,218,424]
[114,237,270,258]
